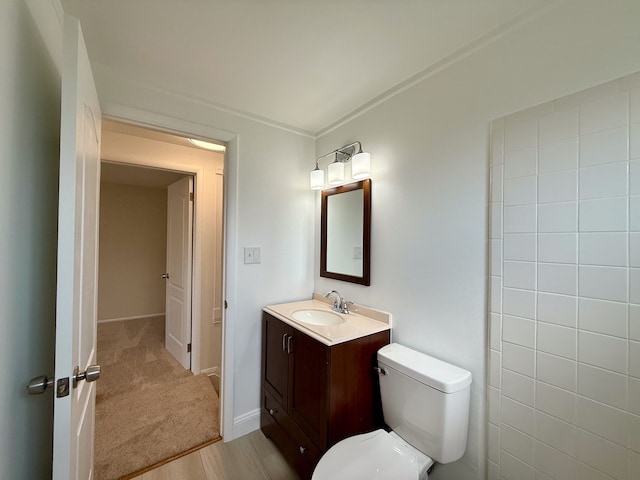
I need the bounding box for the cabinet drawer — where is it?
[263,389,322,469]
[261,412,317,480]
[263,388,288,429]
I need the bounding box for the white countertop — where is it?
[263,298,391,346]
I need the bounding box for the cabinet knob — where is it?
[299,446,306,454]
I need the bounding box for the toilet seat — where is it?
[312,429,434,480]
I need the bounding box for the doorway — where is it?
[95,119,225,478]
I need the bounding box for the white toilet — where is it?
[312,343,472,480]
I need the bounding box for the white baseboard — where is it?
[201,366,220,376]
[97,313,165,324]
[229,408,261,441]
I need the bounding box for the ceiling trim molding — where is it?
[315,0,561,139]
[94,63,316,139]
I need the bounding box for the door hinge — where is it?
[189,192,194,201]
[187,343,192,353]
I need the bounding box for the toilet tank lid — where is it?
[377,343,472,393]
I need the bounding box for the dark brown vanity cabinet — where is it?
[260,311,390,480]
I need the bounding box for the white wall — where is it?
[98,182,168,321]
[0,0,61,477]
[95,70,316,437]
[488,73,640,480]
[315,1,640,478]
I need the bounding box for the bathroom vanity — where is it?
[260,297,391,479]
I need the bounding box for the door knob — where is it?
[72,365,101,388]
[27,375,54,395]
[161,273,170,279]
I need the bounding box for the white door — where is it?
[165,176,194,369]
[52,15,101,480]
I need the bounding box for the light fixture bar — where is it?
[309,141,370,190]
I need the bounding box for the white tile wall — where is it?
[537,322,577,359]
[503,314,536,347]
[503,288,536,319]
[501,395,535,435]
[537,351,577,391]
[538,263,577,296]
[537,292,576,327]
[503,261,536,290]
[503,342,535,377]
[579,93,628,135]
[579,233,627,267]
[579,197,628,232]
[630,161,640,195]
[538,233,577,264]
[630,233,640,267]
[539,137,578,174]
[504,233,536,261]
[538,201,577,233]
[578,298,627,338]
[539,107,578,145]
[504,176,537,206]
[504,205,537,233]
[579,127,628,167]
[579,162,628,200]
[579,266,628,302]
[578,330,628,374]
[502,423,535,464]
[576,396,629,447]
[535,410,577,457]
[488,74,640,480]
[538,170,578,204]
[577,363,628,410]
[535,381,576,424]
[631,124,640,160]
[631,306,640,341]
[505,147,537,179]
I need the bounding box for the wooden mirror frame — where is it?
[320,179,371,286]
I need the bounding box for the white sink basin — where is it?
[291,309,345,326]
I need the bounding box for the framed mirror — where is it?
[321,179,371,285]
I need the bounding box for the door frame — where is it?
[100,106,239,440]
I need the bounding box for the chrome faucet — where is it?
[324,290,353,314]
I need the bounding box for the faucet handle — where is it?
[342,301,354,314]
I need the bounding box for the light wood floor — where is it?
[131,430,301,480]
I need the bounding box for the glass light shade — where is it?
[328,161,345,185]
[351,152,371,179]
[310,168,325,190]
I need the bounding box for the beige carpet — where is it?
[95,317,220,480]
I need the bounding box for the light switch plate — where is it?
[244,246,262,264]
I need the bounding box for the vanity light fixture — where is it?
[188,138,226,152]
[310,141,370,190]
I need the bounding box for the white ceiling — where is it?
[62,0,550,135]
[101,162,185,188]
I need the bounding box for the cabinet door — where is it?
[263,313,290,408]
[290,330,329,449]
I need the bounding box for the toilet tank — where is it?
[377,343,472,464]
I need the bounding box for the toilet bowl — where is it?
[312,343,471,480]
[312,429,434,480]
